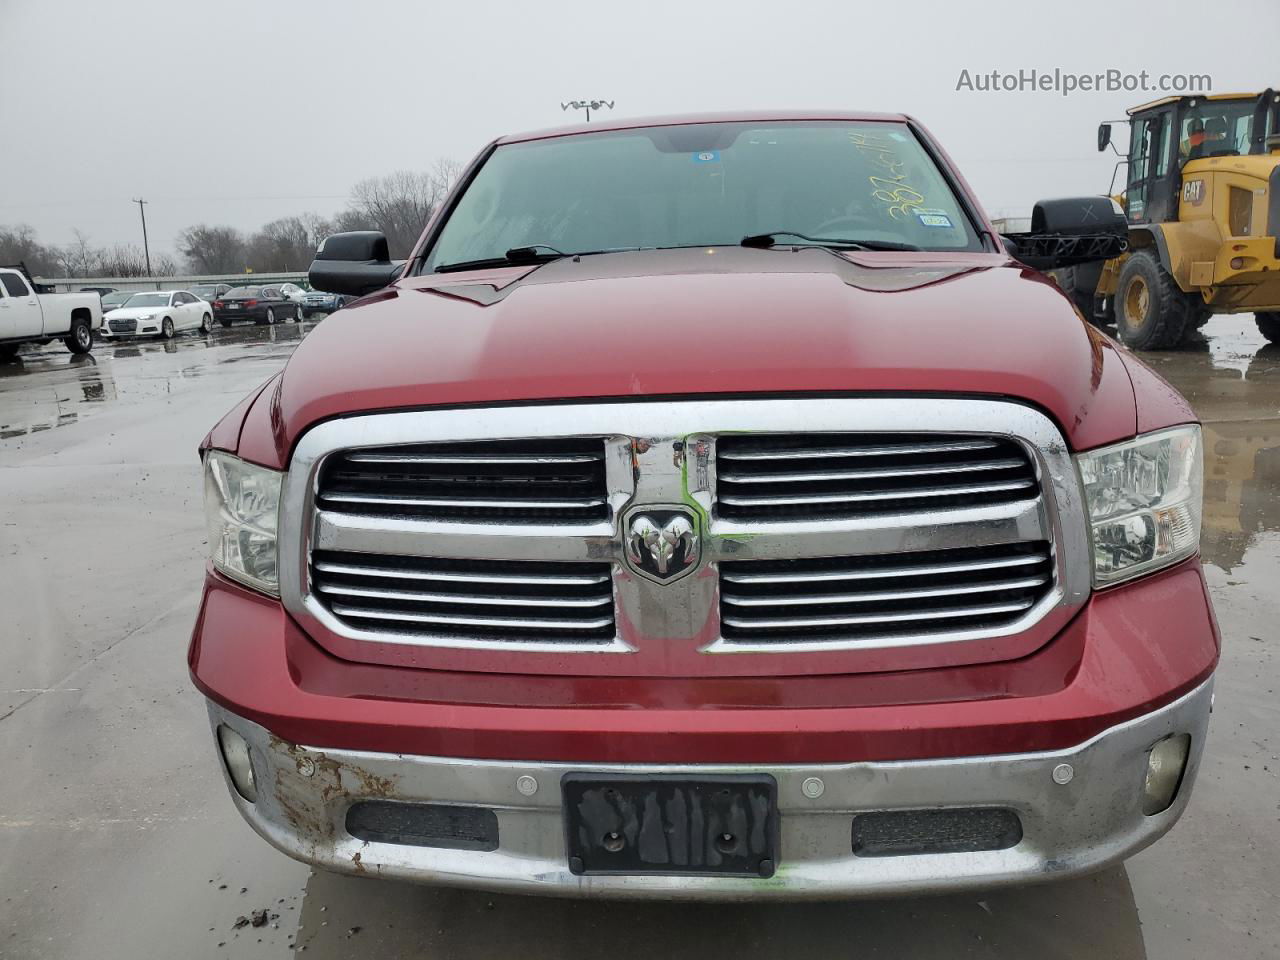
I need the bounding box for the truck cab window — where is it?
[1,273,31,298]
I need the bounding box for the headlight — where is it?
[204,451,283,595]
[1076,425,1202,585]
[136,313,154,321]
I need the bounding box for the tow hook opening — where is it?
[216,724,258,803]
[1142,733,1191,816]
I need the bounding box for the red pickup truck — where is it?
[191,111,1217,898]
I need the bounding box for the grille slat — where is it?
[346,452,601,466]
[722,575,1049,607]
[719,542,1053,645]
[719,438,1000,461]
[328,604,615,632]
[311,550,615,643]
[321,493,608,511]
[722,599,1036,630]
[313,559,609,587]
[317,438,608,523]
[716,433,1038,521]
[719,479,1037,508]
[316,583,613,609]
[717,458,1026,485]
[722,552,1046,585]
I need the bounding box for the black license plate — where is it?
[563,773,778,877]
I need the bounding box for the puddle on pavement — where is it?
[1088,314,1280,573]
[0,321,317,440]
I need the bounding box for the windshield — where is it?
[1179,99,1259,160]
[191,285,218,296]
[123,293,170,308]
[424,121,982,271]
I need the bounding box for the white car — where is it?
[279,283,306,304]
[102,290,213,339]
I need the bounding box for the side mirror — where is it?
[1001,196,1129,271]
[308,231,405,297]
[1097,123,1112,152]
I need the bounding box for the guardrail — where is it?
[34,273,310,294]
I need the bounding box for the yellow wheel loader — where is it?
[1059,90,1280,350]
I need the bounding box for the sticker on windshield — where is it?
[692,151,721,163]
[915,209,953,228]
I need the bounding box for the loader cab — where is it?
[1109,92,1280,225]
[1123,103,1179,224]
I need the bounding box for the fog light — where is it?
[1142,733,1190,815]
[217,724,258,803]
[1229,257,1245,270]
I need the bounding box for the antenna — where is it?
[560,100,615,123]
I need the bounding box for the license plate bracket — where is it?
[562,773,778,877]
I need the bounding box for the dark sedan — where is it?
[99,290,133,313]
[211,285,304,327]
[190,282,233,303]
[301,289,352,317]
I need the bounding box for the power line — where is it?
[0,193,352,209]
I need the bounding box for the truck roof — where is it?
[498,109,911,145]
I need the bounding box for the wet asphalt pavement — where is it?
[1,316,1277,959]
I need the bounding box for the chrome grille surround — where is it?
[279,399,1090,659]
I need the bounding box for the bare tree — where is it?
[179,225,246,274]
[151,253,179,277]
[346,162,461,258]
[163,157,461,276]
[55,230,97,277]
[0,223,61,276]
[244,216,316,272]
[94,244,150,277]
[331,208,378,234]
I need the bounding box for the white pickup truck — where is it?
[0,265,102,359]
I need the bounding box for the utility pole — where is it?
[561,100,615,123]
[132,197,152,277]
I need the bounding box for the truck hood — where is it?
[239,248,1139,467]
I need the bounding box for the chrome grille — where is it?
[719,542,1053,643]
[716,433,1037,521]
[317,438,608,523]
[108,318,137,333]
[284,399,1086,662]
[310,550,615,642]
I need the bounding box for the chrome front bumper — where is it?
[206,678,1212,900]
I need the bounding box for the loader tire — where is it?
[1115,250,1205,350]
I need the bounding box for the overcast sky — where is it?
[2,0,1277,258]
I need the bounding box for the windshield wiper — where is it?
[435,245,568,274]
[741,231,920,252]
